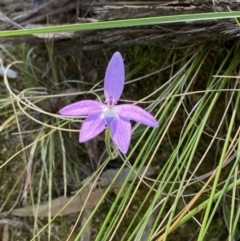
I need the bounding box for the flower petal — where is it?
[115,104,158,127]
[80,113,106,142]
[59,100,103,116]
[110,117,131,154]
[104,52,124,103]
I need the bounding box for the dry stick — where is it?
[156,127,240,241]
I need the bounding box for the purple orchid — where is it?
[59,52,158,154]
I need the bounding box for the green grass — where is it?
[0,11,240,36]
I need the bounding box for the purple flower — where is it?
[59,52,158,154]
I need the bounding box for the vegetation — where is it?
[0,11,240,241]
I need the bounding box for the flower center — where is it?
[103,96,117,118]
[103,106,117,117]
[107,95,114,108]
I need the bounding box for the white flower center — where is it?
[103,106,117,118]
